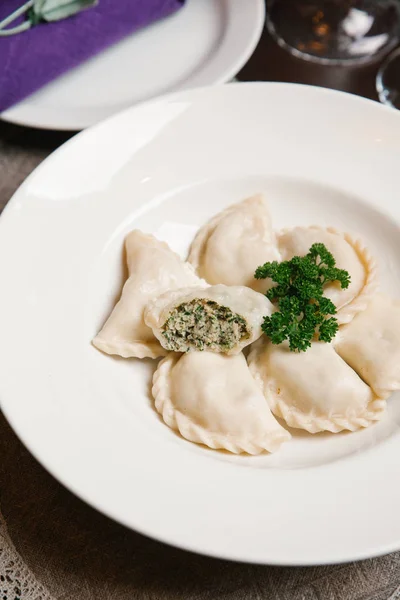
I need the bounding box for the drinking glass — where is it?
[376,46,400,108]
[266,0,400,66]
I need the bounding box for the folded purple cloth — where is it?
[0,0,185,112]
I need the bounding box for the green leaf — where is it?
[33,0,98,22]
[254,261,281,280]
[318,296,337,315]
[318,317,339,343]
[308,243,336,267]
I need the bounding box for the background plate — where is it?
[0,83,400,565]
[0,0,264,130]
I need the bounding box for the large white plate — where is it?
[0,0,264,131]
[1,83,400,565]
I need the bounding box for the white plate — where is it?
[0,0,264,131]
[1,83,400,566]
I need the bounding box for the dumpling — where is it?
[93,230,201,359]
[248,338,385,433]
[153,351,291,454]
[334,294,400,398]
[277,226,377,324]
[188,194,280,291]
[144,284,273,354]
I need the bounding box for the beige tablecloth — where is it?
[1,122,400,600]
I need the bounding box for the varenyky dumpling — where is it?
[277,226,377,325]
[93,231,202,359]
[188,194,280,292]
[145,284,273,354]
[153,351,291,454]
[248,338,385,433]
[334,294,400,398]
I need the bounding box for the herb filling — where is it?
[161,299,250,352]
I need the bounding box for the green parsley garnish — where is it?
[254,243,351,352]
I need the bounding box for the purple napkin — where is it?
[0,0,185,112]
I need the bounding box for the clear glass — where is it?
[266,0,400,66]
[376,47,400,109]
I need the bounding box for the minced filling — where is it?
[161,299,250,352]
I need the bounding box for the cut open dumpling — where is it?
[145,284,273,354]
[93,231,201,359]
[188,194,280,291]
[248,338,385,433]
[277,226,377,325]
[334,294,400,398]
[153,351,291,454]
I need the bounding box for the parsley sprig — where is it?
[254,243,351,352]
